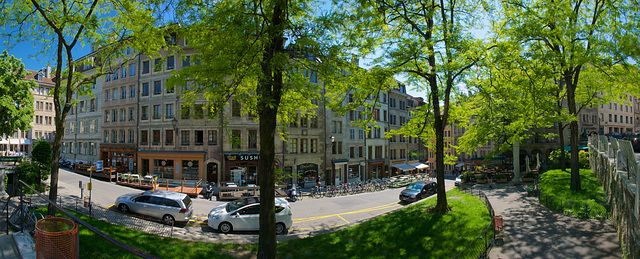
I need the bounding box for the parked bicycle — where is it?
[9,204,44,232]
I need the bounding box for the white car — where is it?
[455,175,461,186]
[208,197,293,234]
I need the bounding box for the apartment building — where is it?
[0,68,55,157]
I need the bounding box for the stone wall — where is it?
[589,143,640,258]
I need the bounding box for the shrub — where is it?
[548,149,589,169]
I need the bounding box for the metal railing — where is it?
[451,188,496,259]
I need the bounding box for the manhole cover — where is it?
[448,196,462,199]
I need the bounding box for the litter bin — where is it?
[35,217,79,259]
[494,215,503,232]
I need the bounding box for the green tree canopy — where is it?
[0,50,35,137]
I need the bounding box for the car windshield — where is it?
[407,183,424,191]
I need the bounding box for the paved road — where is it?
[50,168,455,243]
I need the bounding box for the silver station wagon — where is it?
[115,190,194,225]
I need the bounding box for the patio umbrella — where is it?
[525,156,531,173]
[536,153,541,170]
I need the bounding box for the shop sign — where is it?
[226,154,260,161]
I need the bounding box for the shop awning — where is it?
[410,163,429,169]
[392,163,415,171]
[455,163,465,167]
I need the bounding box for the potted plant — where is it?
[461,172,472,183]
[522,171,535,182]
[476,174,487,184]
[495,173,508,183]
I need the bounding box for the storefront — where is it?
[136,151,205,181]
[297,163,318,184]
[100,145,137,173]
[224,152,260,185]
[368,159,386,180]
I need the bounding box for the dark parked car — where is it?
[623,132,640,152]
[399,181,436,203]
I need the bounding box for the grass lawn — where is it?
[538,169,608,218]
[33,188,491,258]
[277,188,493,259]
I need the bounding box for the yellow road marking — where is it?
[107,204,114,210]
[337,215,350,224]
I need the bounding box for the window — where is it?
[248,130,257,149]
[195,130,204,146]
[130,64,136,77]
[231,130,241,150]
[90,99,95,112]
[129,108,134,121]
[120,109,126,121]
[141,130,148,145]
[121,87,126,99]
[166,104,174,119]
[167,56,175,70]
[112,89,117,101]
[165,130,174,145]
[300,115,308,127]
[154,58,162,72]
[105,90,110,102]
[104,111,109,122]
[232,100,241,117]
[153,105,161,119]
[609,114,612,122]
[129,130,134,143]
[350,146,355,159]
[182,56,190,67]
[111,130,116,143]
[194,104,204,119]
[153,130,160,145]
[300,139,308,153]
[310,115,318,128]
[141,106,148,120]
[121,66,126,78]
[359,129,364,139]
[181,130,190,146]
[154,81,162,95]
[112,110,117,122]
[311,139,318,153]
[331,121,342,133]
[129,86,135,98]
[181,105,190,119]
[290,138,298,154]
[120,130,126,143]
[90,120,96,133]
[104,131,108,142]
[113,71,118,80]
[350,128,355,139]
[142,61,149,74]
[142,82,149,96]
[105,73,111,82]
[208,130,217,145]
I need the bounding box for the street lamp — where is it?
[324,135,335,185]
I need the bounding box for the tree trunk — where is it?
[513,141,520,183]
[558,121,567,171]
[257,0,285,257]
[565,72,581,191]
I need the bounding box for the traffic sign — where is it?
[96,160,103,172]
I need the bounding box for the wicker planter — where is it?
[497,178,508,183]
[477,179,487,184]
[522,177,534,182]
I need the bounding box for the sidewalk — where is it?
[473,183,621,259]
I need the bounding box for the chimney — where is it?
[46,64,51,78]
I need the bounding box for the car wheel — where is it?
[275,223,287,235]
[219,222,233,233]
[118,204,129,213]
[162,215,175,226]
[416,194,421,200]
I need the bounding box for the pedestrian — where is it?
[487,172,493,189]
[316,176,321,187]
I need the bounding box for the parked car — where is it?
[623,132,640,152]
[207,197,292,234]
[454,176,461,186]
[115,190,193,225]
[399,181,437,203]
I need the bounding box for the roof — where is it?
[24,69,55,85]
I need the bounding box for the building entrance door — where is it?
[207,162,218,184]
